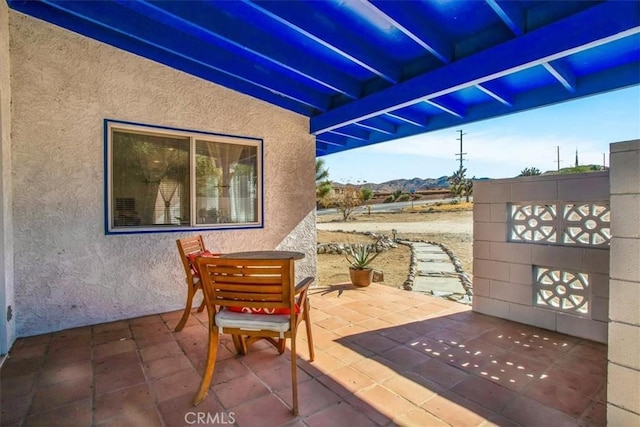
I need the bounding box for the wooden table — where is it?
[221,250,305,260]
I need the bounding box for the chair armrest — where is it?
[295,277,314,294]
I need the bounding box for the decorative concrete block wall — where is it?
[473,171,610,343]
[607,140,640,425]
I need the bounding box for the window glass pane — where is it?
[112,131,189,227]
[195,140,258,225]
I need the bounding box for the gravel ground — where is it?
[316,210,473,288]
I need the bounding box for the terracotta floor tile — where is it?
[378,345,428,369]
[502,395,578,427]
[450,376,516,413]
[38,360,92,387]
[554,351,607,377]
[474,351,549,391]
[0,285,609,427]
[24,399,91,427]
[94,383,155,424]
[95,404,162,427]
[1,395,33,425]
[305,402,376,427]
[150,368,202,403]
[252,357,312,392]
[351,355,404,383]
[344,394,392,426]
[579,401,606,427]
[138,340,184,363]
[29,376,93,414]
[93,351,139,375]
[354,384,417,419]
[276,378,341,417]
[157,391,223,427]
[232,394,295,427]
[393,407,452,427]
[382,372,438,405]
[212,372,271,409]
[93,328,132,346]
[1,372,36,400]
[93,339,137,360]
[422,392,495,427]
[43,346,92,368]
[143,353,194,380]
[94,365,147,395]
[410,357,470,389]
[524,378,593,417]
[544,366,605,399]
[317,366,376,398]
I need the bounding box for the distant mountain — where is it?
[333,176,451,193]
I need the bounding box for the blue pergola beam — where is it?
[318,60,640,156]
[485,0,525,36]
[311,1,640,134]
[36,0,331,112]
[542,62,577,93]
[244,0,400,83]
[115,0,361,100]
[366,0,452,64]
[476,83,513,107]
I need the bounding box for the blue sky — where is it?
[321,86,640,183]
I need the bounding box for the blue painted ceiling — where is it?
[8,0,640,156]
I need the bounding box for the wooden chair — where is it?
[175,236,220,332]
[192,256,315,415]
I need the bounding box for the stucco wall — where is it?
[9,12,317,337]
[0,1,15,354]
[473,172,610,343]
[607,140,640,424]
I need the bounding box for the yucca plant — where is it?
[345,241,382,270]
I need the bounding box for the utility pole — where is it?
[555,146,562,171]
[455,130,467,171]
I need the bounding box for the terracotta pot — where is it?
[349,267,373,287]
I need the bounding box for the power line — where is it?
[455,130,467,171]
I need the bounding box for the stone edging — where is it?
[317,230,473,300]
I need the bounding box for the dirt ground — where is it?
[316,209,473,289]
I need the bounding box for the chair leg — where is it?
[175,286,196,332]
[196,299,206,313]
[305,311,315,362]
[192,325,219,406]
[290,332,298,416]
[231,334,245,355]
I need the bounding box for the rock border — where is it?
[317,230,473,304]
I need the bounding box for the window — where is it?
[106,120,262,234]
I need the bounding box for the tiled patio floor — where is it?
[1,284,607,426]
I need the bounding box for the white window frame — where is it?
[105,119,263,234]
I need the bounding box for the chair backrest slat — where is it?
[176,236,206,278]
[197,257,294,309]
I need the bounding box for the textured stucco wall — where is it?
[0,1,16,354]
[473,172,610,343]
[9,12,316,337]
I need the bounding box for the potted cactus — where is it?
[345,240,382,287]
